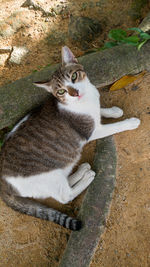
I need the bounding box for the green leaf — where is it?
[137,40,147,50]
[128,27,143,33]
[37,65,42,70]
[103,27,150,52]
[124,35,140,43]
[125,42,139,46]
[103,41,118,49]
[46,63,51,67]
[108,29,127,41]
[139,32,150,40]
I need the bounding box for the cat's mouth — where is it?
[78,94,83,100]
[75,91,84,100]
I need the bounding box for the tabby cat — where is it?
[0,46,140,230]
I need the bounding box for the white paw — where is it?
[82,169,96,185]
[78,163,91,172]
[111,106,124,118]
[125,117,141,130]
[69,163,92,187]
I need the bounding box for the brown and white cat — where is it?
[0,46,140,231]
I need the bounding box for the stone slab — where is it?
[59,136,116,267]
[0,41,150,130]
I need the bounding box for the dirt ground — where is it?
[0,0,150,266]
[91,73,150,267]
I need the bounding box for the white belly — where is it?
[6,168,69,200]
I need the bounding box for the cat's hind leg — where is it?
[68,163,91,187]
[101,107,123,118]
[58,167,95,204]
[70,168,95,199]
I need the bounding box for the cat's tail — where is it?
[1,193,82,231]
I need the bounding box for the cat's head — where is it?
[34,46,89,104]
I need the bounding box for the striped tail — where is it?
[1,194,82,231]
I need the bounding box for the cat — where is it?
[0,46,140,231]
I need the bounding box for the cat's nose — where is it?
[67,86,79,97]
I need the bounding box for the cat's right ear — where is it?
[61,46,78,66]
[33,80,52,92]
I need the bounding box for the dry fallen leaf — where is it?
[110,71,146,91]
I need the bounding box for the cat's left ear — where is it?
[33,80,52,92]
[62,46,78,66]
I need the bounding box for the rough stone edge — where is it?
[59,136,116,267]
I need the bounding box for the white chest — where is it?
[59,78,101,128]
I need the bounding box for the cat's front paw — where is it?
[111,106,123,118]
[125,117,141,130]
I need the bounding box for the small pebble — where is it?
[131,85,139,91]
[9,46,29,65]
[29,5,33,9]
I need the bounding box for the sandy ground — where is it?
[91,73,150,267]
[0,0,150,266]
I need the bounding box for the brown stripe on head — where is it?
[77,70,86,82]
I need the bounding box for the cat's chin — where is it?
[78,94,84,100]
[64,95,82,105]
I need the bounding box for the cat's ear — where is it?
[61,46,78,65]
[33,80,52,92]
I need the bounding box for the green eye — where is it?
[57,89,66,95]
[71,72,77,82]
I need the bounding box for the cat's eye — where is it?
[71,72,77,83]
[57,89,66,95]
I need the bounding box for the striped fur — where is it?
[1,97,94,177]
[0,95,94,230]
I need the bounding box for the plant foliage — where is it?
[103,27,150,50]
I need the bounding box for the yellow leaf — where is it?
[110,71,146,91]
